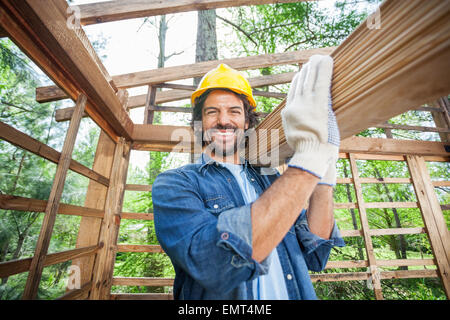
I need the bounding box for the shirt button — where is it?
[213,204,219,209]
[221,232,229,240]
[250,178,255,181]
[286,274,293,280]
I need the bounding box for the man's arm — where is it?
[251,55,339,263]
[307,184,335,239]
[251,167,319,262]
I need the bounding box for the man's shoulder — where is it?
[154,163,203,184]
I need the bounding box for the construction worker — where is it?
[152,55,345,300]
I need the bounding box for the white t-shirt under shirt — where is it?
[220,161,289,300]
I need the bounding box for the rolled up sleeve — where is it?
[295,210,345,272]
[216,204,270,274]
[152,169,268,294]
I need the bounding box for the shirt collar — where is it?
[197,152,250,174]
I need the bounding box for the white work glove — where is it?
[281,55,340,181]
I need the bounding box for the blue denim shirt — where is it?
[152,153,345,300]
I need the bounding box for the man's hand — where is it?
[281,55,340,180]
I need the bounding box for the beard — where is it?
[203,124,246,162]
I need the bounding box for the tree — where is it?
[194,9,218,86]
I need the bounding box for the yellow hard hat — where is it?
[191,63,256,109]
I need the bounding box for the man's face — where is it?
[201,90,249,159]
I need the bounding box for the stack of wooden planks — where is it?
[249,0,450,165]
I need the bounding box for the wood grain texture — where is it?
[77,0,313,25]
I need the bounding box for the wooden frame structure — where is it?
[0,0,449,300]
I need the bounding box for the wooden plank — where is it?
[125,184,152,192]
[56,281,92,300]
[406,155,450,298]
[143,85,157,125]
[349,153,383,299]
[0,257,31,278]
[0,121,109,186]
[340,137,450,158]
[333,202,418,209]
[0,0,133,141]
[113,47,333,89]
[121,212,154,220]
[0,194,104,218]
[251,0,450,165]
[22,94,87,300]
[310,269,438,283]
[44,244,102,267]
[77,0,312,25]
[339,227,426,238]
[90,138,131,300]
[376,123,450,133]
[341,152,449,163]
[40,72,294,107]
[337,177,413,184]
[0,245,101,278]
[379,269,438,280]
[110,293,173,300]
[116,244,164,253]
[35,85,69,103]
[432,181,450,187]
[430,98,450,143]
[324,259,435,269]
[369,227,426,237]
[71,130,116,298]
[52,72,293,122]
[111,277,174,287]
[130,125,450,160]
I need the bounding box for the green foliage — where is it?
[0,38,101,299]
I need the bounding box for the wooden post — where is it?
[430,98,450,143]
[406,155,450,298]
[348,153,384,300]
[22,93,87,299]
[70,88,129,298]
[70,131,116,297]
[89,138,131,299]
[144,85,157,125]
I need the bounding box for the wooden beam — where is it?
[51,72,294,122]
[0,121,109,186]
[22,94,87,299]
[130,125,450,161]
[38,72,294,105]
[406,155,450,298]
[0,245,101,279]
[339,136,450,158]
[111,277,174,287]
[309,269,438,283]
[71,130,116,298]
[90,138,131,300]
[116,244,164,253]
[110,293,173,300]
[77,0,312,26]
[113,47,333,89]
[0,194,104,219]
[376,123,450,133]
[125,184,152,192]
[121,212,154,220]
[349,153,383,299]
[56,281,92,300]
[0,0,133,140]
